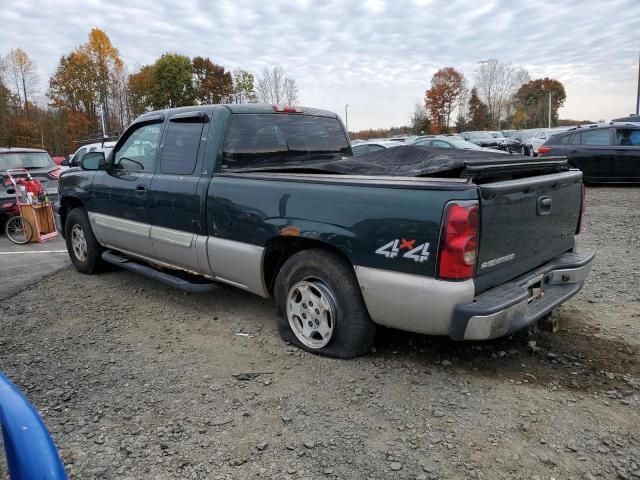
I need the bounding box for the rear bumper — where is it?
[450,251,594,341]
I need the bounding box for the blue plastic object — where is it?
[0,373,67,479]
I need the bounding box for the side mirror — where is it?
[60,158,69,167]
[81,151,106,171]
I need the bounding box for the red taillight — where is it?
[438,202,479,280]
[576,183,586,234]
[273,105,303,113]
[48,168,61,179]
[538,145,552,156]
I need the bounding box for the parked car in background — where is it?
[1,147,61,221]
[351,140,403,156]
[52,156,66,166]
[502,130,525,154]
[530,128,571,155]
[461,131,499,148]
[64,141,117,169]
[414,136,509,154]
[518,129,541,156]
[538,123,640,183]
[488,131,508,149]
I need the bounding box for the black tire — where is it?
[64,207,104,274]
[5,216,34,244]
[274,249,376,359]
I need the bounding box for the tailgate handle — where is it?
[537,196,552,215]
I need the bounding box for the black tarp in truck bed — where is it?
[227,145,569,180]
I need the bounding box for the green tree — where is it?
[467,87,488,130]
[232,68,257,103]
[151,53,194,108]
[515,78,566,128]
[48,50,100,117]
[192,56,233,104]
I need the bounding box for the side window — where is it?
[432,140,451,148]
[114,123,163,171]
[368,145,384,152]
[557,135,569,145]
[569,133,580,145]
[160,121,204,175]
[71,148,86,166]
[580,129,610,146]
[351,144,367,156]
[616,128,640,147]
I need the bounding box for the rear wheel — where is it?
[5,216,34,244]
[64,208,104,274]
[274,249,376,358]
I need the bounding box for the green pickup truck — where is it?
[55,104,593,358]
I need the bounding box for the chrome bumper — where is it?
[451,251,594,341]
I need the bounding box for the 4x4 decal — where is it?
[375,238,430,263]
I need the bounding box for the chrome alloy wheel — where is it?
[71,224,88,261]
[286,279,337,349]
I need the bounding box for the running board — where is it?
[101,250,218,293]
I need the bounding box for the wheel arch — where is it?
[262,236,354,296]
[59,196,86,230]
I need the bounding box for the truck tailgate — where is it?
[475,170,582,293]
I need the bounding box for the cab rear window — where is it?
[222,114,350,169]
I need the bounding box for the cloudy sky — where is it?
[1,0,639,130]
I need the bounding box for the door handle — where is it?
[135,185,147,197]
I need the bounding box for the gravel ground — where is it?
[1,186,639,480]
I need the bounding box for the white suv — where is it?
[63,141,117,169]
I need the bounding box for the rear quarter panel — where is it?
[208,174,478,276]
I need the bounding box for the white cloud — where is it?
[1,0,638,129]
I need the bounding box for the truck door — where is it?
[89,118,163,257]
[566,128,614,182]
[613,127,640,182]
[148,111,210,274]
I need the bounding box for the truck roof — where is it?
[136,104,338,123]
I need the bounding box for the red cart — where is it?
[2,168,58,244]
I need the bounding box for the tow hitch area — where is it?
[527,275,545,304]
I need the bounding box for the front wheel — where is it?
[5,216,34,244]
[64,208,105,274]
[274,249,376,358]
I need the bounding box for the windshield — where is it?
[469,132,494,140]
[222,114,350,169]
[448,139,483,149]
[0,152,55,171]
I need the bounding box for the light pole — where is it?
[548,92,552,129]
[344,104,349,133]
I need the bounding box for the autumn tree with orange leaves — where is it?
[48,28,128,137]
[424,67,465,133]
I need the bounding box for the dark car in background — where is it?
[502,130,526,154]
[351,140,403,156]
[415,136,509,153]
[538,123,640,183]
[0,148,61,219]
